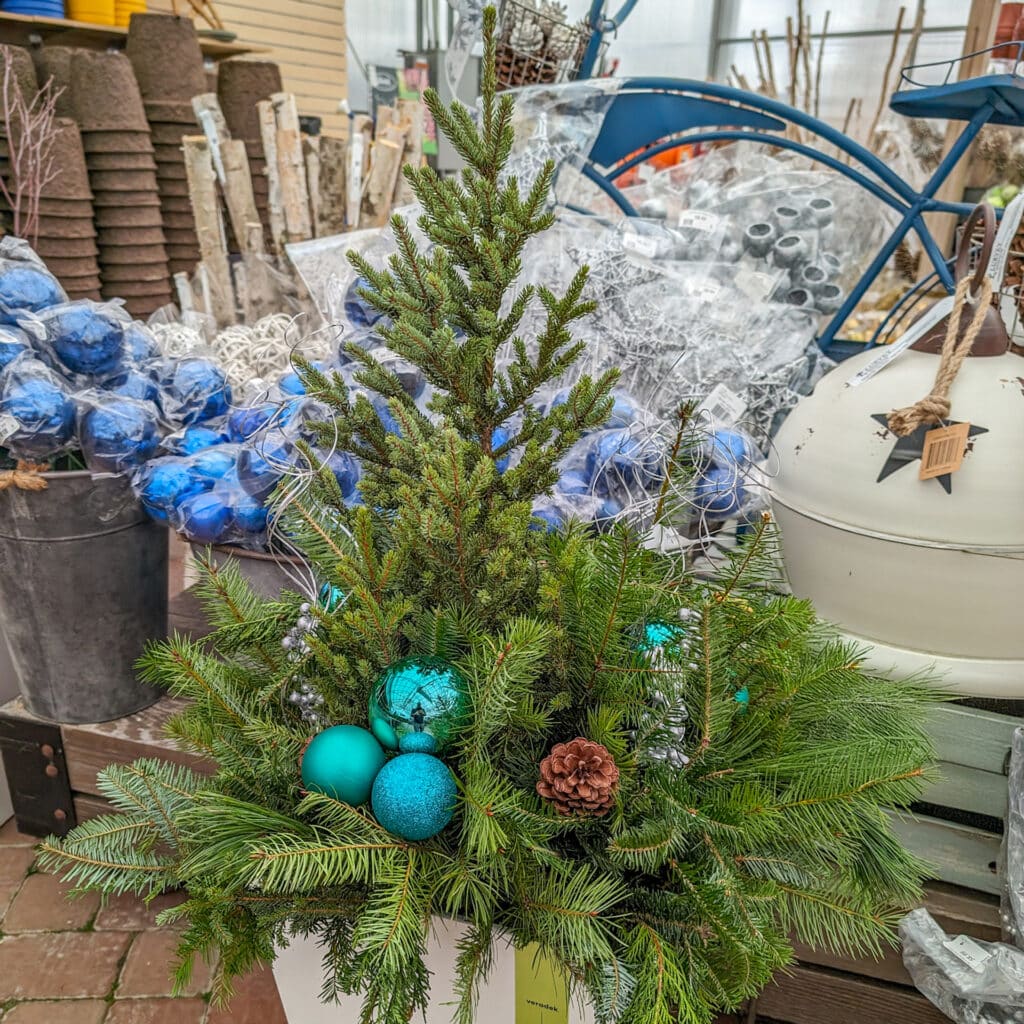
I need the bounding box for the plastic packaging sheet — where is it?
[901,908,1024,1023]
[1004,727,1024,946]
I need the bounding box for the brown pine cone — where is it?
[537,737,620,817]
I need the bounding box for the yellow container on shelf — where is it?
[66,0,115,22]
[113,0,144,27]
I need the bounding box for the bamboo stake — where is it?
[867,5,906,148]
[760,30,777,98]
[730,64,752,92]
[813,10,830,119]
[751,30,767,92]
[785,16,797,106]
[800,12,813,113]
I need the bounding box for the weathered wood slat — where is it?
[753,964,948,1024]
[921,759,1007,819]
[888,810,1002,894]
[928,704,1018,773]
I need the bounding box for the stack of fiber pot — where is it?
[0,46,39,229]
[217,58,283,246]
[71,49,171,318]
[34,119,101,301]
[127,14,206,279]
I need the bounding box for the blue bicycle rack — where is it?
[578,43,1024,358]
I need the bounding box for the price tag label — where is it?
[678,209,719,233]
[846,295,954,388]
[0,413,19,445]
[920,421,971,480]
[736,270,777,303]
[622,232,659,260]
[697,383,747,427]
[943,935,993,974]
[515,942,570,1024]
[693,281,722,303]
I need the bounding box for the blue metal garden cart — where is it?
[574,42,1024,357]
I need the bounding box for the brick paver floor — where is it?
[0,818,288,1023]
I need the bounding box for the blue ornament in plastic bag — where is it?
[492,424,513,474]
[557,471,590,496]
[164,357,231,425]
[370,752,456,841]
[530,499,565,533]
[368,655,469,754]
[322,448,360,496]
[607,390,640,430]
[227,402,275,442]
[707,429,752,469]
[278,369,305,395]
[694,467,745,518]
[121,323,159,364]
[135,460,206,525]
[106,367,161,406]
[48,304,124,375]
[167,423,227,455]
[189,446,236,485]
[0,375,75,459]
[587,430,661,489]
[371,393,402,437]
[176,490,233,544]
[233,494,268,534]
[345,276,387,329]
[0,326,29,370]
[81,396,161,474]
[0,265,64,324]
[237,437,290,499]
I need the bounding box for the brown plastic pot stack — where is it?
[127,13,206,280]
[33,119,101,301]
[0,46,39,226]
[71,49,171,318]
[217,58,282,246]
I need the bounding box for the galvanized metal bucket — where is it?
[0,471,167,724]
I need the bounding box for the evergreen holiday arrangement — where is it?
[41,11,939,1022]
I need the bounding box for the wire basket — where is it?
[495,0,598,90]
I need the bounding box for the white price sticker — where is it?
[693,281,722,303]
[0,413,19,445]
[943,935,993,974]
[622,232,659,260]
[845,294,955,388]
[697,383,747,427]
[678,209,719,233]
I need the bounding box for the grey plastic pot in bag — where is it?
[0,471,167,724]
[192,542,306,601]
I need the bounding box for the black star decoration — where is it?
[871,414,988,494]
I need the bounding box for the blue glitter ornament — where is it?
[176,490,233,544]
[0,326,29,370]
[368,656,469,754]
[318,582,344,611]
[0,374,75,458]
[164,357,232,425]
[371,752,456,841]
[46,304,124,375]
[694,467,745,518]
[121,323,159,364]
[136,460,206,525]
[0,265,64,324]
[301,725,386,806]
[81,397,160,474]
[106,368,161,406]
[344,276,387,329]
[233,494,268,534]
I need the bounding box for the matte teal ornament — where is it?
[368,656,469,753]
[735,686,750,711]
[371,752,456,841]
[300,725,386,806]
[636,619,688,655]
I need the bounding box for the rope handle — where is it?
[0,461,49,492]
[887,274,994,437]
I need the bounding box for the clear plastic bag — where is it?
[19,300,130,379]
[0,236,66,325]
[1005,727,1024,946]
[77,388,162,475]
[0,354,77,461]
[150,355,233,427]
[901,907,1024,1024]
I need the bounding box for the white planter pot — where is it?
[273,918,596,1024]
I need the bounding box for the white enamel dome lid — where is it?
[771,346,1024,550]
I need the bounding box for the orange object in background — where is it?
[616,142,703,188]
[67,0,116,22]
[114,0,145,26]
[994,3,1024,58]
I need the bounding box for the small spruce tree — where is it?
[40,10,938,1023]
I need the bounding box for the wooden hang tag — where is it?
[919,422,971,480]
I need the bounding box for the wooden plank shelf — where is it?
[0,10,267,57]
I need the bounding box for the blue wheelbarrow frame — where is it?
[577,48,1024,357]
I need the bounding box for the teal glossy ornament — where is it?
[318,582,345,612]
[300,724,387,805]
[371,752,456,841]
[635,619,688,655]
[734,686,750,711]
[368,656,469,754]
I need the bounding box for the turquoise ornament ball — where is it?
[368,656,469,753]
[636,619,688,655]
[371,752,457,841]
[318,582,345,612]
[300,725,387,806]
